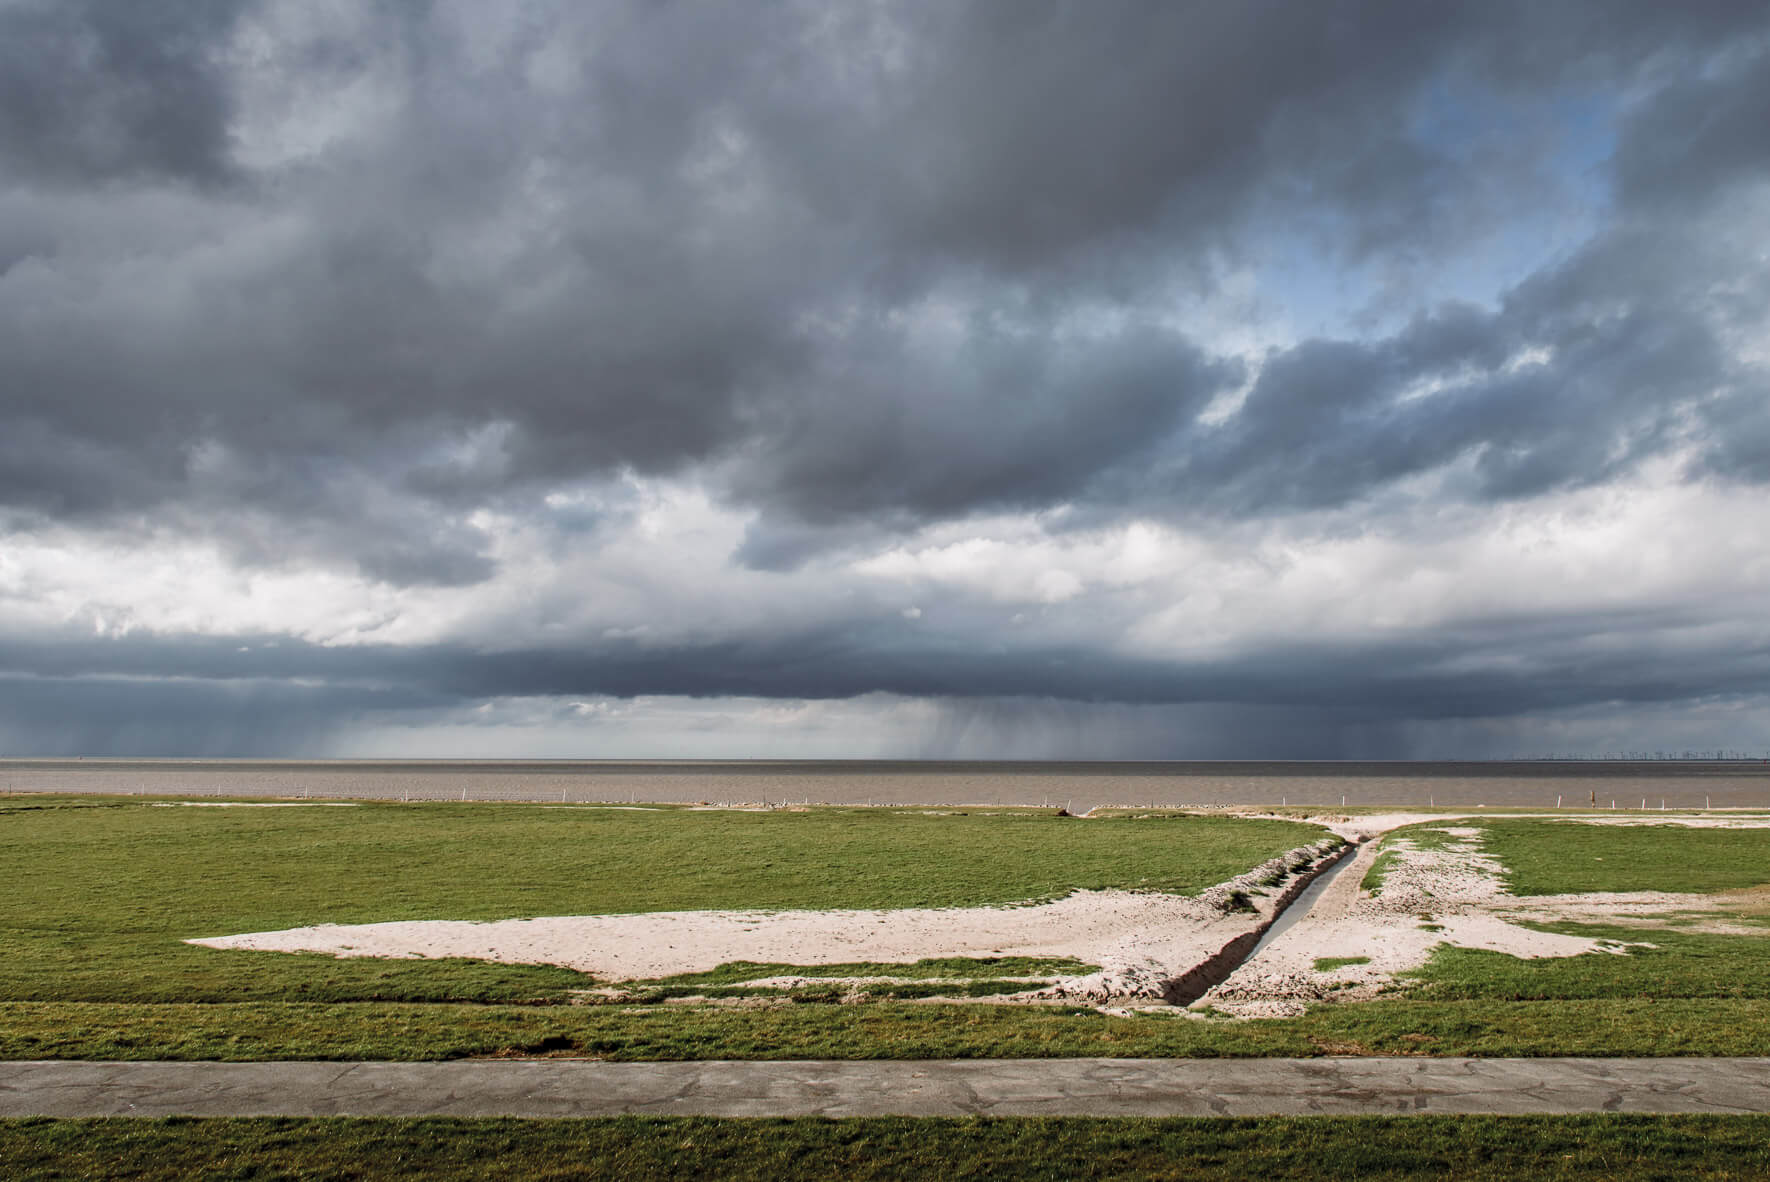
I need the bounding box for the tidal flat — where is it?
[7,757,1770,809]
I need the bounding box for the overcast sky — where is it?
[2,0,1768,758]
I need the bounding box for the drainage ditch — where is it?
[1164,838,1366,1006]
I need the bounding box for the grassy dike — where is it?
[6,798,1770,1061]
[9,800,1770,1179]
[4,1115,1770,1181]
[0,796,1320,1005]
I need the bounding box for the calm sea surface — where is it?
[6,759,1770,810]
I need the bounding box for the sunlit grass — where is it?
[1475,819,1770,895]
[5,1115,1770,1181]
[8,996,1770,1061]
[8,800,1770,1062]
[0,797,1318,1004]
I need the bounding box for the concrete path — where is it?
[4,1058,1770,1118]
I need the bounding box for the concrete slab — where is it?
[3,1058,1769,1118]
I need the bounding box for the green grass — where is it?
[5,1115,1770,1180]
[1408,925,1770,1001]
[9,800,1770,1062]
[1360,850,1400,894]
[1314,957,1371,972]
[1476,819,1770,895]
[648,956,1094,987]
[0,797,1319,1005]
[615,956,1098,1001]
[9,996,1770,1061]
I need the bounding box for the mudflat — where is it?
[7,758,1770,809]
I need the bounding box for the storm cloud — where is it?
[2,0,1768,756]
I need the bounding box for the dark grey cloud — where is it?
[0,0,240,186]
[850,2,1473,271]
[729,320,1236,534]
[4,590,1768,755]
[1,0,1764,585]
[9,586,1767,719]
[1612,45,1770,212]
[3,1,1770,756]
[0,674,421,758]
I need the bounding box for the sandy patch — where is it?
[151,802,359,808]
[1234,810,1573,842]
[192,890,1238,982]
[1308,813,1476,841]
[721,973,1060,990]
[540,805,667,811]
[1551,815,1770,828]
[1498,889,1770,936]
[190,837,1346,1001]
[1199,826,1656,1017]
[1235,809,1770,839]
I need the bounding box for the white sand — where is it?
[1248,809,1770,838]
[190,836,1348,999]
[540,805,668,811]
[151,802,360,808]
[1550,815,1770,828]
[190,889,1247,982]
[1201,825,1667,1017]
[723,973,1059,990]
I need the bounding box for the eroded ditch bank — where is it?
[1157,838,1373,1007]
[1155,840,1362,1007]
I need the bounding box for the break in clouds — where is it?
[1,0,1768,757]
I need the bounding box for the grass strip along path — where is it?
[8,998,1770,1062]
[4,1115,1770,1181]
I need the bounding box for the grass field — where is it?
[5,1115,1769,1180]
[0,796,1319,1005]
[10,803,1770,1181]
[7,798,1770,1062]
[1411,925,1770,1001]
[1363,816,1770,897]
[1478,819,1770,895]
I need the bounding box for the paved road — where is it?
[4,1058,1769,1118]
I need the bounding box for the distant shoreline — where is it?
[6,757,1769,810]
[5,756,1769,774]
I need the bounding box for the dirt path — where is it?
[1302,838,1382,921]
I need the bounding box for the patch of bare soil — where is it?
[1549,815,1770,828]
[190,838,1347,1005]
[1196,825,1702,1018]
